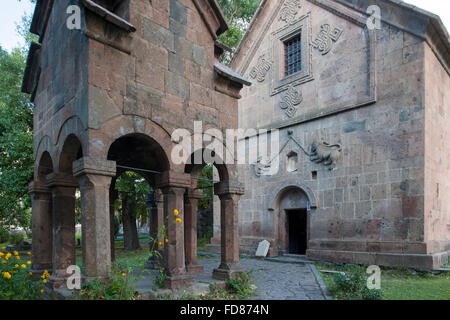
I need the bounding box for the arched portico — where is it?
[184,147,244,280]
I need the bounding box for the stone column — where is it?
[73,157,116,280]
[45,173,78,288]
[29,181,53,273]
[156,171,194,289]
[109,187,118,263]
[184,188,204,274]
[213,181,245,280]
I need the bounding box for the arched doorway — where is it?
[268,182,317,256]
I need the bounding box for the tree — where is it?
[115,172,150,251]
[0,0,37,230]
[218,0,261,62]
[0,49,33,229]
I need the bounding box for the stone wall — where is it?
[33,0,89,175]
[233,0,449,268]
[424,44,450,262]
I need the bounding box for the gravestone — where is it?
[255,240,270,257]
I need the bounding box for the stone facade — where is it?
[24,0,249,289]
[228,0,450,269]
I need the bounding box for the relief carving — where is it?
[309,141,342,170]
[279,0,302,25]
[249,55,272,82]
[311,24,343,55]
[253,156,273,177]
[279,85,303,118]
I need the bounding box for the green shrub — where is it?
[0,249,44,300]
[226,271,256,299]
[9,233,25,245]
[75,266,140,300]
[329,267,383,300]
[154,268,167,289]
[0,228,9,243]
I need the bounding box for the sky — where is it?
[0,0,449,52]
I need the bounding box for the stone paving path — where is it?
[137,257,327,300]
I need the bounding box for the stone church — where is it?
[226,0,450,269]
[23,0,449,291]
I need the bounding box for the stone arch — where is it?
[34,135,53,179]
[107,132,171,179]
[58,134,84,174]
[37,151,54,182]
[268,181,317,211]
[55,115,86,148]
[184,147,230,182]
[92,116,174,167]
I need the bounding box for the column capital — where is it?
[45,173,78,188]
[186,188,203,199]
[156,171,191,189]
[29,181,51,195]
[73,157,116,178]
[214,180,245,196]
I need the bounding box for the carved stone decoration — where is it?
[311,24,343,55]
[279,0,302,25]
[279,85,303,118]
[249,55,272,82]
[253,156,272,177]
[309,141,342,170]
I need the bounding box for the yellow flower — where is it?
[5,253,11,259]
[174,209,179,216]
[1,260,6,264]
[16,256,20,260]
[0,252,4,257]
[43,279,47,283]
[27,252,31,256]
[21,264,27,269]
[27,261,31,265]
[158,241,163,247]
[165,238,168,243]
[3,272,11,279]
[122,273,126,277]
[29,272,33,276]
[40,289,44,293]
[1,246,5,250]
[175,218,182,224]
[14,264,19,268]
[13,251,18,256]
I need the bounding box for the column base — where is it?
[212,265,242,280]
[186,263,204,274]
[49,273,70,290]
[164,274,195,290]
[31,264,52,277]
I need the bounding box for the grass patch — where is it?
[316,262,450,300]
[76,240,150,272]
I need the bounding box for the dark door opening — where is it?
[286,209,307,254]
